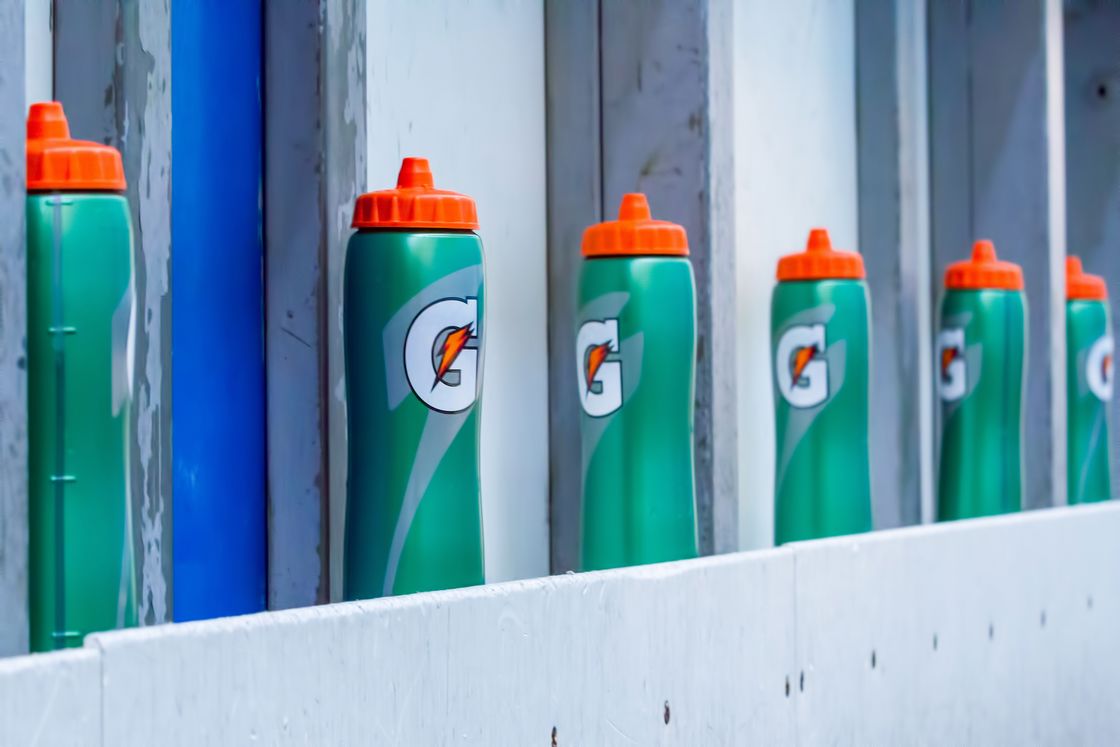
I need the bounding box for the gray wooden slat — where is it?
[53,0,174,624]
[599,0,738,555]
[323,0,366,602]
[928,0,1067,511]
[1063,0,1120,496]
[857,0,933,528]
[0,0,27,656]
[263,0,366,606]
[263,0,329,609]
[545,0,602,573]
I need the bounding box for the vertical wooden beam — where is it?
[599,0,738,554]
[0,0,27,656]
[856,0,934,527]
[263,2,326,609]
[323,0,366,602]
[1064,0,1120,494]
[929,0,1067,510]
[263,0,365,607]
[54,0,174,623]
[545,0,601,572]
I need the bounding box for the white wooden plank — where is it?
[0,649,101,745]
[91,550,798,746]
[734,0,860,549]
[358,0,549,588]
[794,504,1120,743]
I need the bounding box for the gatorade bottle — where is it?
[1065,256,1113,504]
[25,102,137,651]
[577,193,697,570]
[343,157,485,599]
[936,240,1025,520]
[771,228,871,544]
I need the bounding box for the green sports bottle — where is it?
[771,228,871,544]
[25,102,137,651]
[1065,256,1113,504]
[343,158,485,599]
[936,240,1026,520]
[577,193,697,570]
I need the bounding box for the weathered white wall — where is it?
[0,649,100,744]
[734,0,860,549]
[2,504,1118,744]
[350,0,549,593]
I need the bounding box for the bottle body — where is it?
[577,256,698,571]
[936,289,1026,520]
[771,279,872,544]
[1066,298,1113,503]
[343,230,485,599]
[27,192,137,651]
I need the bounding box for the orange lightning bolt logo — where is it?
[433,323,473,390]
[585,342,613,392]
[1104,354,1113,382]
[941,346,960,380]
[791,345,818,386]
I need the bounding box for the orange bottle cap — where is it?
[944,240,1023,291]
[26,101,126,192]
[1066,255,1107,301]
[352,157,479,230]
[581,193,688,257]
[776,228,864,281]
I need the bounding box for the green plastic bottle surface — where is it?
[937,289,1026,520]
[343,230,485,599]
[1066,298,1113,503]
[771,279,872,544]
[577,256,698,570]
[27,193,137,651]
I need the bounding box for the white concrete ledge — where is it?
[3,504,1119,745]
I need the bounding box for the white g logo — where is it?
[404,297,480,413]
[776,324,828,408]
[938,328,966,402]
[576,318,622,417]
[1087,335,1114,402]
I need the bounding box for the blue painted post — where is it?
[171,0,266,620]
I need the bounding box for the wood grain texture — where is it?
[0,0,27,656]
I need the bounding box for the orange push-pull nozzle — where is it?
[396,156,435,190]
[944,240,1024,291]
[776,227,865,281]
[1066,256,1107,300]
[26,101,126,192]
[581,193,689,257]
[352,156,479,230]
